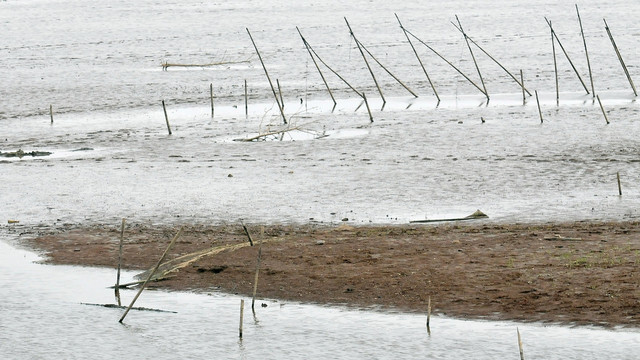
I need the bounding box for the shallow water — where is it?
[1,0,640,357]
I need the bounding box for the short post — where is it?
[239,299,245,338]
[520,70,525,105]
[362,93,373,123]
[251,243,262,310]
[517,327,525,360]
[115,218,125,306]
[426,296,432,335]
[596,95,610,124]
[49,104,54,124]
[210,83,215,118]
[244,79,248,117]
[162,100,172,135]
[535,90,543,123]
[617,172,622,196]
[119,227,183,323]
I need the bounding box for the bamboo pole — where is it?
[517,327,525,360]
[251,242,262,310]
[596,95,610,124]
[210,83,214,118]
[302,37,363,98]
[550,21,559,106]
[344,17,386,104]
[162,100,172,135]
[115,218,125,306]
[395,14,439,102]
[246,28,287,124]
[119,227,183,323]
[355,38,418,98]
[535,90,543,123]
[576,5,595,97]
[241,221,254,246]
[450,22,532,96]
[403,27,487,97]
[244,80,248,117]
[49,104,53,124]
[545,18,591,95]
[296,27,337,106]
[520,70,526,105]
[604,19,637,96]
[363,93,373,122]
[276,79,284,109]
[617,172,622,196]
[239,299,245,338]
[426,296,431,328]
[456,15,489,100]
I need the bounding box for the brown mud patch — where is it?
[15,221,640,327]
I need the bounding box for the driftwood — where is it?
[543,235,583,241]
[161,58,251,71]
[409,210,488,224]
[81,303,176,313]
[0,150,52,158]
[231,125,327,142]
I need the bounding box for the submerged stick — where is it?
[517,327,525,360]
[246,28,287,124]
[363,93,373,122]
[617,172,622,196]
[596,95,610,124]
[456,15,489,100]
[545,18,590,95]
[345,17,386,103]
[395,14,439,102]
[604,19,637,96]
[49,104,53,124]
[576,5,595,97]
[210,83,214,118]
[119,227,183,323]
[403,27,487,96]
[450,22,532,96]
[239,299,245,338]
[115,218,125,306]
[296,27,337,106]
[535,90,543,123]
[162,100,172,135]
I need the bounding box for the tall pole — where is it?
[456,15,489,100]
[604,19,637,96]
[344,17,386,104]
[576,5,595,97]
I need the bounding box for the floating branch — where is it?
[450,21,532,96]
[402,26,488,97]
[246,28,287,124]
[545,17,591,95]
[576,5,595,97]
[604,19,637,96]
[455,15,489,100]
[161,58,251,71]
[345,17,386,103]
[296,27,337,106]
[396,14,440,102]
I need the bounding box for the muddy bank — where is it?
[16,221,640,327]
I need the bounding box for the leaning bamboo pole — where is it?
[545,18,591,95]
[450,22,532,96]
[604,18,637,96]
[402,27,487,97]
[456,15,489,100]
[550,21,559,105]
[115,218,125,306]
[246,28,287,124]
[576,5,595,97]
[344,17,386,103]
[395,14,440,102]
[296,27,337,106]
[302,38,363,98]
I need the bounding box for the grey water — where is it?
[1,0,640,358]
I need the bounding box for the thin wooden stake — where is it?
[456,15,489,100]
[395,14,440,102]
[520,70,526,105]
[604,19,637,96]
[210,83,214,118]
[251,241,262,310]
[241,221,254,246]
[535,90,543,123]
[545,18,591,95]
[246,28,287,124]
[363,93,373,122]
[162,100,172,135]
[576,5,595,97]
[244,79,248,117]
[276,79,284,109]
[596,95,610,124]
[426,296,432,328]
[617,172,622,196]
[297,27,337,106]
[344,17,386,103]
[119,227,183,323]
[115,218,125,306]
[551,21,559,106]
[517,327,525,360]
[49,104,53,124]
[239,299,245,338]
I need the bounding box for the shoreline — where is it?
[12,220,640,328]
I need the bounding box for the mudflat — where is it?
[18,221,640,327]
